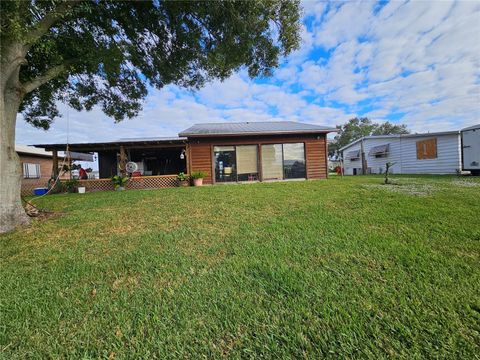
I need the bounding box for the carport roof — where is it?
[34,137,187,152]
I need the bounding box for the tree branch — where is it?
[25,0,82,46]
[22,62,71,94]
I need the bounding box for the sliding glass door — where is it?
[261,143,306,180]
[261,144,283,180]
[283,143,306,179]
[214,145,259,182]
[214,146,236,182]
[236,145,258,181]
[214,143,305,182]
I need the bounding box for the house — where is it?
[16,144,94,196]
[339,130,463,175]
[34,121,336,191]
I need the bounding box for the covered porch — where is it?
[35,137,189,191]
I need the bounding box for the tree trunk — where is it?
[0,45,30,233]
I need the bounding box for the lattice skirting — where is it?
[77,175,181,192]
[21,175,183,196]
[21,180,49,197]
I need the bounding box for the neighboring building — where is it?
[16,144,58,195]
[16,144,94,195]
[461,124,480,175]
[34,121,336,191]
[340,131,463,175]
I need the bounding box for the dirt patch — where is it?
[363,183,436,196]
[111,274,141,291]
[451,180,480,188]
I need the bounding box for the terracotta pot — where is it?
[178,180,190,187]
[193,178,203,186]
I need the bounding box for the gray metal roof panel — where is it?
[461,124,480,131]
[179,121,337,136]
[34,137,187,150]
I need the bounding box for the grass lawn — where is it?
[1,175,479,358]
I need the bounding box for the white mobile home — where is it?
[340,131,462,175]
[461,124,480,175]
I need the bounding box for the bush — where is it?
[177,172,187,181]
[111,175,129,190]
[63,179,79,193]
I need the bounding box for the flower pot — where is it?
[78,186,86,194]
[116,186,125,191]
[178,180,190,187]
[193,178,203,186]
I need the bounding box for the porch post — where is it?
[119,145,127,176]
[185,144,191,174]
[52,149,59,177]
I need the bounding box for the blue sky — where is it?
[16,0,480,146]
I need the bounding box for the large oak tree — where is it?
[0,0,301,233]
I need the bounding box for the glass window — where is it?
[283,143,306,179]
[261,144,283,180]
[23,163,41,179]
[214,145,259,182]
[236,145,258,181]
[214,146,236,182]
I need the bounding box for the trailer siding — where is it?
[342,133,461,175]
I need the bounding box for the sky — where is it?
[16,0,480,147]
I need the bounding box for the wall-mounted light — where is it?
[180,149,186,159]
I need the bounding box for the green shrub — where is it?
[111,175,129,190]
[190,171,208,179]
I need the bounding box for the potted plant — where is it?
[63,179,79,193]
[190,171,208,186]
[111,175,129,191]
[177,172,189,187]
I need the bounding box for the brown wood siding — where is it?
[188,142,214,184]
[188,133,328,183]
[305,138,327,179]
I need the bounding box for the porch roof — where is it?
[34,136,187,152]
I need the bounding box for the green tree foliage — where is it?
[329,117,409,155]
[0,0,301,232]
[1,0,301,128]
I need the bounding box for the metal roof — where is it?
[34,137,187,152]
[179,121,337,137]
[461,124,480,131]
[16,144,54,158]
[116,136,186,142]
[16,144,88,161]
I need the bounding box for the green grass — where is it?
[1,175,479,359]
